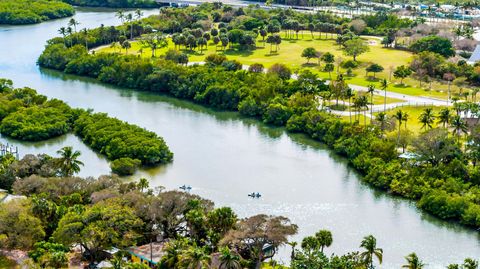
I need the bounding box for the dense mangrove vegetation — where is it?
[0,79,172,174]
[0,0,74,25]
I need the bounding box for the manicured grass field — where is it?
[379,105,447,134]
[98,31,472,101]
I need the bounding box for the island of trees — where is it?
[0,78,172,175]
[0,0,74,25]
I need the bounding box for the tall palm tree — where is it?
[66,27,73,46]
[367,84,375,121]
[135,9,144,21]
[137,178,149,192]
[393,110,405,142]
[438,108,452,128]
[359,235,383,269]
[315,230,332,253]
[376,112,388,132]
[68,18,80,32]
[380,79,388,112]
[82,28,89,51]
[402,253,425,269]
[180,246,211,269]
[419,108,435,130]
[56,146,84,177]
[219,247,241,269]
[403,112,409,130]
[345,87,354,124]
[286,241,297,260]
[58,27,67,46]
[126,13,134,39]
[116,10,125,24]
[451,115,468,141]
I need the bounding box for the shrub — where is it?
[110,158,142,176]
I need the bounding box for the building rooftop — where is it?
[468,45,480,64]
[128,242,167,264]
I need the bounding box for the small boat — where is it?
[180,185,192,191]
[248,192,262,198]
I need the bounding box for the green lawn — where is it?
[379,105,447,134]
[99,31,475,100]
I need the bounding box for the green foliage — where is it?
[0,200,45,250]
[74,112,173,165]
[0,0,74,25]
[410,36,455,58]
[28,241,69,268]
[110,157,142,176]
[53,200,143,261]
[0,106,71,141]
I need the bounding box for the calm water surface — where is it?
[0,8,479,267]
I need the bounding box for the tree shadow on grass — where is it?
[301,63,319,68]
[393,83,409,88]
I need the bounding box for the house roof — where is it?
[468,45,480,64]
[128,242,167,264]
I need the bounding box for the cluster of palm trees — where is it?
[58,18,80,47]
[115,9,144,39]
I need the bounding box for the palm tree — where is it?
[376,112,388,132]
[367,84,375,120]
[286,241,297,260]
[218,247,241,269]
[160,240,186,268]
[126,13,134,40]
[315,230,332,253]
[68,18,80,32]
[66,27,73,46]
[116,10,125,24]
[110,41,120,53]
[58,27,67,46]
[82,28,89,51]
[419,108,435,130]
[180,246,211,269]
[403,112,409,130]
[356,95,369,126]
[438,108,452,128]
[451,115,468,141]
[402,253,425,269]
[345,87,354,124]
[380,79,388,112]
[56,146,84,177]
[138,178,149,192]
[359,235,383,269]
[393,110,405,143]
[122,40,131,54]
[135,9,144,21]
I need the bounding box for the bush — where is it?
[110,158,142,176]
[341,60,358,69]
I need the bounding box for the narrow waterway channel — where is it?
[0,7,479,267]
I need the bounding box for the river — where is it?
[0,7,479,268]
